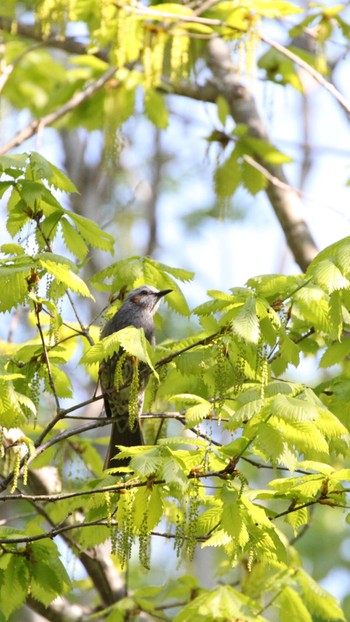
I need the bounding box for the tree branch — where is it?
[0,16,108,61]
[206,37,318,271]
[26,596,89,622]
[0,67,116,155]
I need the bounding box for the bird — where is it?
[99,285,172,470]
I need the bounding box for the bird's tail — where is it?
[104,404,144,471]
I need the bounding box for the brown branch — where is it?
[0,16,108,61]
[26,595,90,622]
[206,37,318,271]
[0,67,116,155]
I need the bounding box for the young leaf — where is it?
[231,295,260,344]
[39,257,94,299]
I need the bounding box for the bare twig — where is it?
[34,302,61,411]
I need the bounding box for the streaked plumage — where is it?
[99,285,172,470]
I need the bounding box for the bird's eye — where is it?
[140,289,148,295]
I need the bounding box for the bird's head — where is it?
[125,285,172,315]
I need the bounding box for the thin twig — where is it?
[34,302,61,411]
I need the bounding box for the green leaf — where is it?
[231,295,260,344]
[39,257,94,299]
[243,136,292,164]
[284,506,309,536]
[278,587,313,622]
[90,257,192,315]
[241,158,267,195]
[0,556,29,619]
[216,95,230,126]
[185,401,212,426]
[116,326,157,374]
[311,259,349,293]
[248,273,303,300]
[258,48,303,90]
[0,181,14,199]
[29,152,78,192]
[0,153,28,174]
[144,90,168,129]
[214,149,241,199]
[221,500,249,548]
[0,243,25,255]
[0,264,30,312]
[297,568,346,621]
[254,0,303,17]
[320,339,350,368]
[271,394,318,422]
[174,585,264,622]
[61,217,89,260]
[162,454,188,490]
[68,212,114,252]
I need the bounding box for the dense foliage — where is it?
[1,1,350,621]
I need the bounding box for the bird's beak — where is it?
[156,289,173,298]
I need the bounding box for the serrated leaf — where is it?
[271,394,318,422]
[284,506,309,535]
[319,339,350,368]
[278,587,313,622]
[231,295,260,344]
[0,556,29,619]
[279,333,300,367]
[196,506,222,536]
[39,258,94,299]
[112,326,156,374]
[68,212,114,252]
[228,397,264,427]
[29,152,78,192]
[297,568,346,621]
[174,585,264,622]
[185,402,212,426]
[61,217,89,260]
[311,259,349,293]
[201,528,232,548]
[221,502,250,548]
[161,454,188,490]
[0,153,28,174]
[0,267,29,312]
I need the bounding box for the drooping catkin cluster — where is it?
[34,0,67,37]
[105,491,117,554]
[116,490,136,568]
[237,18,260,81]
[10,438,34,493]
[113,351,128,392]
[139,507,151,569]
[170,31,190,83]
[214,343,229,420]
[173,483,200,561]
[256,338,268,400]
[233,346,246,395]
[128,360,140,431]
[143,28,168,88]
